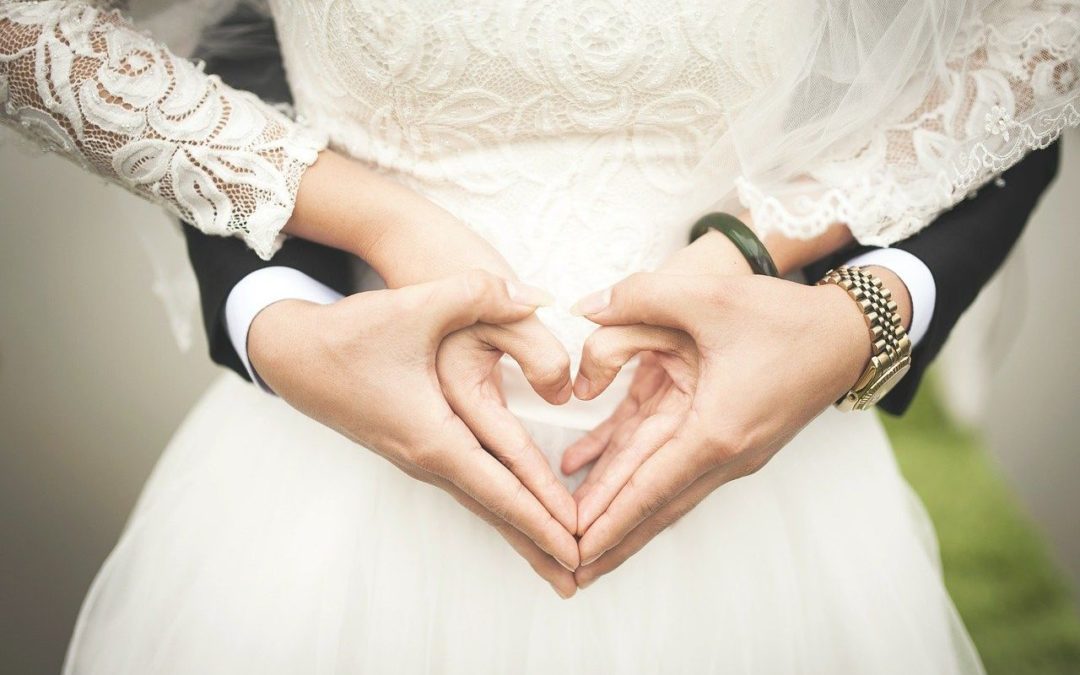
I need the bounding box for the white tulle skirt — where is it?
[64,373,983,674]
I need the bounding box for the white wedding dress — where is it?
[3,1,1080,673]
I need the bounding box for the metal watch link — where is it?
[817,266,913,411]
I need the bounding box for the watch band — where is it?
[817,266,913,411]
[689,212,779,277]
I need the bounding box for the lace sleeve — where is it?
[0,1,327,259]
[736,0,1080,247]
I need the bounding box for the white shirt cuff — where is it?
[224,267,345,393]
[844,248,936,347]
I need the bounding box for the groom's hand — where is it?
[247,271,580,596]
[568,271,876,588]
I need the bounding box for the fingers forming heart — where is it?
[437,314,579,545]
[568,326,699,537]
[435,282,710,591]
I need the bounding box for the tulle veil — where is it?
[113,0,262,56]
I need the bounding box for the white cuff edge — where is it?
[844,248,936,347]
[224,267,345,394]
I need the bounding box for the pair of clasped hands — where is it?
[261,153,885,598]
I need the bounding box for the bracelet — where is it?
[816,266,913,411]
[688,212,779,277]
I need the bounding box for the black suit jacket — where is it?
[182,10,355,379]
[183,8,1061,416]
[805,145,1060,414]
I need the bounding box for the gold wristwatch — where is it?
[817,266,912,411]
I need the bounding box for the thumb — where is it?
[575,325,693,400]
[407,270,553,336]
[569,272,705,332]
[475,317,573,404]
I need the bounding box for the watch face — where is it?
[865,360,912,407]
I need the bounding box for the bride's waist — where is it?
[313,113,726,192]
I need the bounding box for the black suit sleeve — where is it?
[181,8,353,381]
[806,142,1061,416]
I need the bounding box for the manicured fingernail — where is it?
[573,374,591,399]
[581,554,601,566]
[557,557,577,572]
[505,280,555,307]
[569,288,611,316]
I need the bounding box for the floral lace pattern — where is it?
[264,0,1080,351]
[738,0,1080,246]
[2,0,1077,337]
[0,1,328,259]
[272,0,799,351]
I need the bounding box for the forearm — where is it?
[676,225,912,333]
[0,2,325,260]
[738,216,915,332]
[285,150,512,287]
[0,2,496,283]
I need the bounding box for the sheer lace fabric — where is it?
[273,0,1080,257]
[272,0,808,351]
[734,0,1080,246]
[1,1,1077,265]
[0,1,327,259]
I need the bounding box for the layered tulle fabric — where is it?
[65,373,982,674]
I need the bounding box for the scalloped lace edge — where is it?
[737,16,1080,247]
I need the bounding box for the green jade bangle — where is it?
[688,212,779,278]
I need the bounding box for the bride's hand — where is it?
[566,252,884,588]
[248,271,580,597]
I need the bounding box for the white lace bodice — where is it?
[272,0,805,350]
[2,0,1079,352]
[271,0,1080,350]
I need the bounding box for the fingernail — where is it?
[557,557,577,572]
[569,288,611,316]
[573,374,591,399]
[506,280,555,307]
[581,554,601,567]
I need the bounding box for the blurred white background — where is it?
[1,129,1078,673]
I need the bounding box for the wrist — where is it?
[814,266,914,409]
[366,219,515,287]
[660,230,753,276]
[815,283,875,397]
[762,222,855,277]
[247,299,326,385]
[288,152,499,284]
[287,151,377,256]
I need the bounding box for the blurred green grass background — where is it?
[885,385,1080,674]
